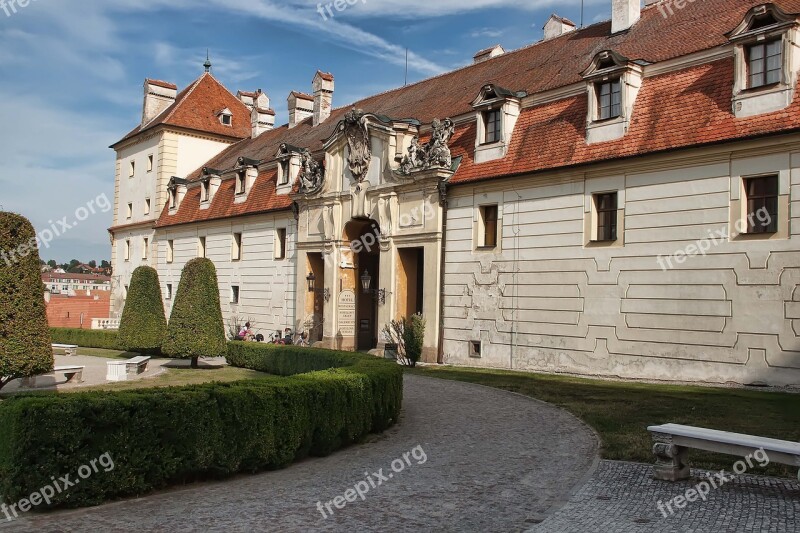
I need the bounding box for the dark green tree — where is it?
[118,266,167,355]
[0,212,54,390]
[162,258,226,368]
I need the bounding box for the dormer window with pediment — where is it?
[199,168,222,209]
[234,157,260,204]
[729,4,799,118]
[582,50,644,144]
[167,177,188,213]
[217,108,233,126]
[471,84,524,164]
[276,143,301,195]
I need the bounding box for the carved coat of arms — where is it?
[344,109,371,182]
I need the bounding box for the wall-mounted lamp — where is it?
[360,270,386,305]
[306,272,330,302]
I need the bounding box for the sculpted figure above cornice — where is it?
[298,148,325,195]
[400,118,455,175]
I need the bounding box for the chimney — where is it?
[543,14,577,40]
[611,0,641,33]
[287,91,314,129]
[313,71,335,126]
[251,106,276,138]
[473,45,505,65]
[142,79,177,126]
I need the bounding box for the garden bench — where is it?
[648,423,800,481]
[52,343,78,356]
[21,366,85,387]
[106,356,151,382]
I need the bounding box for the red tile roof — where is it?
[154,0,800,228]
[316,71,335,82]
[114,73,251,146]
[46,292,111,330]
[290,91,314,101]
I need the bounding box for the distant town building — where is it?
[42,272,111,295]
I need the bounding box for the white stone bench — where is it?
[106,356,151,382]
[649,423,800,481]
[52,344,78,356]
[21,366,85,387]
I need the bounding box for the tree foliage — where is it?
[381,313,426,368]
[162,258,226,367]
[118,266,167,354]
[0,212,54,390]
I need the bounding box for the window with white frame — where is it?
[231,285,240,304]
[142,237,149,260]
[484,109,502,144]
[743,175,779,234]
[147,154,154,173]
[198,236,206,258]
[124,239,130,261]
[596,79,622,120]
[279,160,290,185]
[166,239,174,263]
[747,40,782,89]
[144,198,151,216]
[232,232,242,261]
[593,192,618,242]
[201,181,210,203]
[236,171,247,195]
[478,205,499,248]
[275,228,287,260]
[169,188,177,209]
[129,160,135,178]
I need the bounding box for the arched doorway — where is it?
[343,219,382,351]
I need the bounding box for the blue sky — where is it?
[0,0,611,263]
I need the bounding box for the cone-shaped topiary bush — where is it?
[118,266,167,355]
[0,212,53,390]
[162,258,226,368]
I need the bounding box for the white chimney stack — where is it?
[611,0,641,33]
[313,71,335,127]
[287,91,314,129]
[543,14,577,40]
[142,79,177,126]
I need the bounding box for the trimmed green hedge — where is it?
[50,328,120,350]
[0,344,403,509]
[117,266,166,355]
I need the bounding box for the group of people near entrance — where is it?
[237,322,308,346]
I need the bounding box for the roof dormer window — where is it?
[471,84,524,163]
[729,4,797,117]
[217,108,233,126]
[582,50,643,144]
[201,181,210,202]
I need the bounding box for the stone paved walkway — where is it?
[531,460,800,532]
[0,375,598,532]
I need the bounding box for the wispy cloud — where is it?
[470,27,503,38]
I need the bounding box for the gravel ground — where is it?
[0,375,598,532]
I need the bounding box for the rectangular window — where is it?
[231,285,240,304]
[480,205,499,248]
[129,161,135,178]
[166,283,173,300]
[484,109,502,144]
[594,192,618,242]
[124,285,129,299]
[597,80,622,120]
[124,240,130,262]
[748,40,782,88]
[198,236,206,258]
[142,237,149,260]
[144,198,151,216]
[169,189,177,209]
[744,176,779,233]
[202,182,210,202]
[127,203,133,219]
[232,232,242,261]
[222,114,232,126]
[167,239,174,263]
[470,341,482,358]
[147,154,154,173]
[279,161,290,185]
[275,228,287,260]
[237,171,247,195]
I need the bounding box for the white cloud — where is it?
[470,27,503,39]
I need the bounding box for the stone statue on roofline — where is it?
[399,118,456,175]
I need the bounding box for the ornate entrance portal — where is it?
[293,110,457,361]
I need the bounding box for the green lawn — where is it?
[78,366,270,392]
[409,365,800,478]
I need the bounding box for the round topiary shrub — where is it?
[162,258,226,368]
[118,266,167,355]
[0,212,53,390]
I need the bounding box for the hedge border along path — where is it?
[0,341,403,509]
